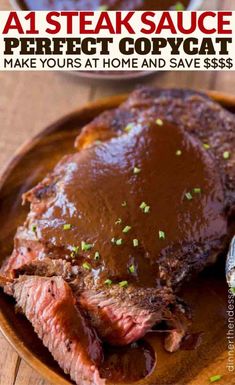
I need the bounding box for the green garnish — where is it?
[133,239,139,247]
[203,143,210,150]
[95,140,102,145]
[140,202,150,213]
[133,167,141,174]
[82,262,91,270]
[159,230,165,240]
[174,1,185,10]
[231,287,235,294]
[111,238,123,246]
[223,151,230,160]
[193,188,201,194]
[144,206,150,213]
[209,375,222,383]
[176,150,182,156]
[185,192,193,200]
[156,118,163,126]
[63,224,71,230]
[32,225,37,233]
[105,279,113,285]
[115,218,122,225]
[94,251,100,261]
[123,123,133,133]
[119,280,128,288]
[71,245,79,258]
[121,201,127,207]
[129,265,135,273]
[123,225,131,233]
[81,241,93,251]
[98,5,109,11]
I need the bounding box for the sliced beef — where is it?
[79,285,187,349]
[13,258,187,351]
[13,258,82,282]
[4,276,105,385]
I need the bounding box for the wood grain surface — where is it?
[0,0,235,384]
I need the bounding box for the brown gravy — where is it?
[33,121,226,287]
[99,261,228,383]
[142,264,228,385]
[22,0,190,11]
[180,332,203,351]
[100,341,155,382]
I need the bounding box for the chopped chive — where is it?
[63,224,71,230]
[71,246,79,258]
[174,1,185,10]
[119,280,128,288]
[133,167,141,174]
[121,201,127,207]
[98,5,108,11]
[82,262,91,270]
[231,287,235,295]
[133,239,139,247]
[156,118,163,126]
[159,230,165,240]
[185,192,193,200]
[129,265,135,273]
[115,218,122,225]
[105,279,112,285]
[140,202,150,213]
[123,123,133,133]
[203,143,210,150]
[111,237,123,246]
[193,188,201,194]
[176,150,182,156]
[144,205,150,213]
[81,241,93,251]
[32,225,37,233]
[123,225,131,233]
[140,202,147,209]
[223,151,230,160]
[94,251,100,261]
[209,375,222,383]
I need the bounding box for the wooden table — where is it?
[0,0,234,384]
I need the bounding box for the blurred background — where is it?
[0,0,234,384]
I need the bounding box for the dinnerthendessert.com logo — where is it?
[227,287,235,372]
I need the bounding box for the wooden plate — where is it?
[0,91,234,385]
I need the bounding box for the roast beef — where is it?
[1,88,234,385]
[14,257,187,348]
[4,275,105,385]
